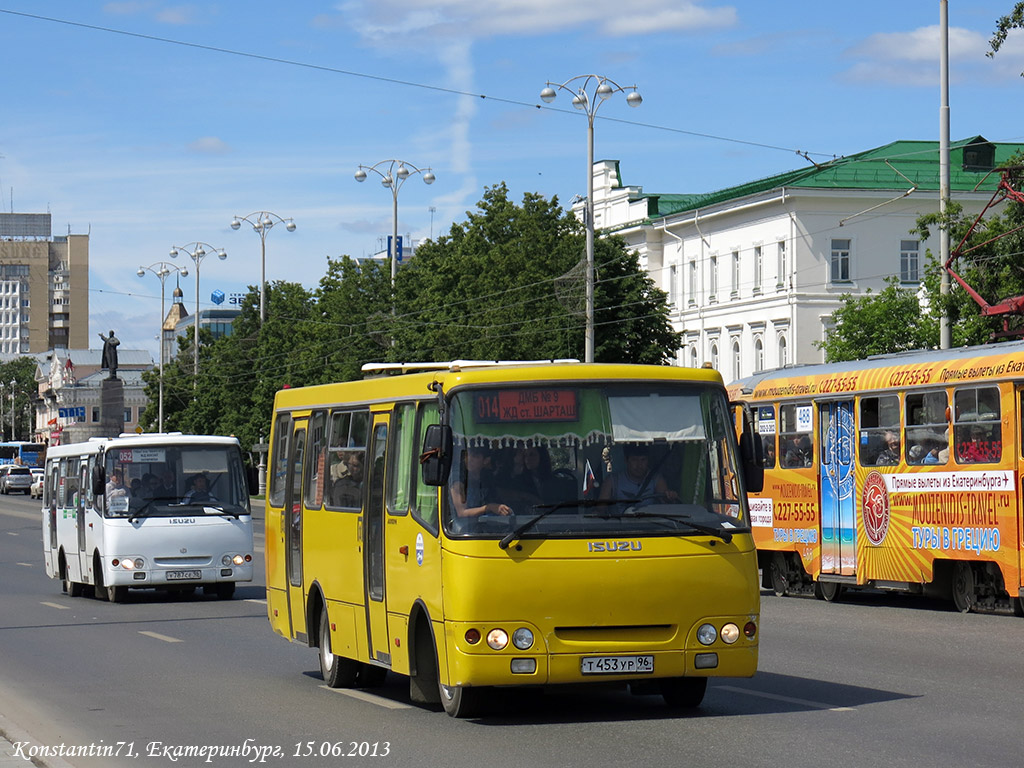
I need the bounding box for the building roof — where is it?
[639,136,1024,219]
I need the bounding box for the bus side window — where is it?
[905,391,949,465]
[779,403,812,467]
[412,402,440,531]
[755,405,776,468]
[268,413,291,508]
[303,411,327,510]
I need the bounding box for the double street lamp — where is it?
[137,261,189,432]
[354,160,435,286]
[169,242,227,383]
[541,75,642,363]
[229,211,296,324]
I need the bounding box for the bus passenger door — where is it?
[1017,388,1024,595]
[285,421,308,641]
[364,417,390,666]
[819,400,857,576]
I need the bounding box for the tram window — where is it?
[953,387,1001,464]
[905,391,949,465]
[779,403,812,467]
[755,405,776,468]
[859,394,901,466]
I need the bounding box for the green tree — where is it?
[392,183,679,363]
[816,277,938,363]
[0,357,42,441]
[989,3,1024,74]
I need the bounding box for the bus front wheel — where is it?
[439,682,486,718]
[661,677,707,709]
[319,607,359,688]
[107,585,127,603]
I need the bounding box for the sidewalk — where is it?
[0,715,75,768]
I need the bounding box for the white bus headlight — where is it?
[486,629,509,650]
[232,554,245,566]
[697,623,717,645]
[720,623,740,644]
[512,628,534,650]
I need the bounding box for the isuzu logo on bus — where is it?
[587,541,642,552]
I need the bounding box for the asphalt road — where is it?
[1,493,1022,768]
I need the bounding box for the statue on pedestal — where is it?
[99,330,120,380]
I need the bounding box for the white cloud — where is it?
[337,0,736,42]
[842,25,1024,86]
[187,136,231,155]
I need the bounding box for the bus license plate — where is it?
[580,655,654,675]
[166,570,201,581]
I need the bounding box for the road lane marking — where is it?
[244,598,267,604]
[139,631,184,643]
[320,686,412,710]
[40,601,70,610]
[715,685,855,712]
[6,531,17,535]
[16,562,33,567]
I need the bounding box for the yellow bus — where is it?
[265,361,764,716]
[728,340,1024,616]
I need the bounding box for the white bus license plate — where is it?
[581,655,654,675]
[166,570,201,581]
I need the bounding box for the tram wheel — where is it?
[951,562,975,613]
[814,580,843,602]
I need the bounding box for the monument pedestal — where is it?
[100,378,125,438]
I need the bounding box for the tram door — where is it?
[1017,389,1024,593]
[819,400,857,576]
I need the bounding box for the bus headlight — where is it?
[512,628,534,650]
[697,623,717,645]
[223,554,246,566]
[486,629,509,650]
[720,623,740,644]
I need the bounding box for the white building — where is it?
[586,136,1024,380]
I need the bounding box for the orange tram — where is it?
[729,339,1024,615]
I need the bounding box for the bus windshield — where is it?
[103,443,250,518]
[444,383,747,540]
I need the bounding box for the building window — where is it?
[668,264,679,308]
[690,346,698,368]
[124,408,133,424]
[91,407,100,423]
[753,246,763,294]
[731,250,740,297]
[709,256,718,301]
[830,238,851,282]
[710,342,720,370]
[688,260,697,307]
[731,339,741,380]
[778,335,788,367]
[754,337,764,372]
[900,240,920,282]
[777,240,787,289]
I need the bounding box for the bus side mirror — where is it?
[736,405,764,494]
[92,465,106,497]
[420,424,453,486]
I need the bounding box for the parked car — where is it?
[0,465,33,494]
[30,468,44,499]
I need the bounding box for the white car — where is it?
[0,465,33,494]
[30,468,44,499]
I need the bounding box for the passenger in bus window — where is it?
[331,452,364,508]
[958,425,1000,463]
[451,446,512,518]
[875,431,900,466]
[105,470,127,498]
[762,439,776,469]
[783,435,812,467]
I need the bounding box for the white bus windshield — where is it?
[444,383,746,540]
[104,444,250,518]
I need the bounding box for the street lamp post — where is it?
[137,261,189,432]
[8,379,15,442]
[229,211,296,324]
[354,160,435,286]
[169,242,227,384]
[541,75,642,363]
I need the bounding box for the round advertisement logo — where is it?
[862,470,890,546]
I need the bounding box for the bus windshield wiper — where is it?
[498,498,623,549]
[619,510,734,543]
[128,501,155,523]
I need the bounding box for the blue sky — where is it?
[2,1,1023,359]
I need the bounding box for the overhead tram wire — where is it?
[0,7,835,163]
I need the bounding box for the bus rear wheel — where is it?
[439,682,486,718]
[63,576,82,597]
[661,677,708,709]
[319,607,359,688]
